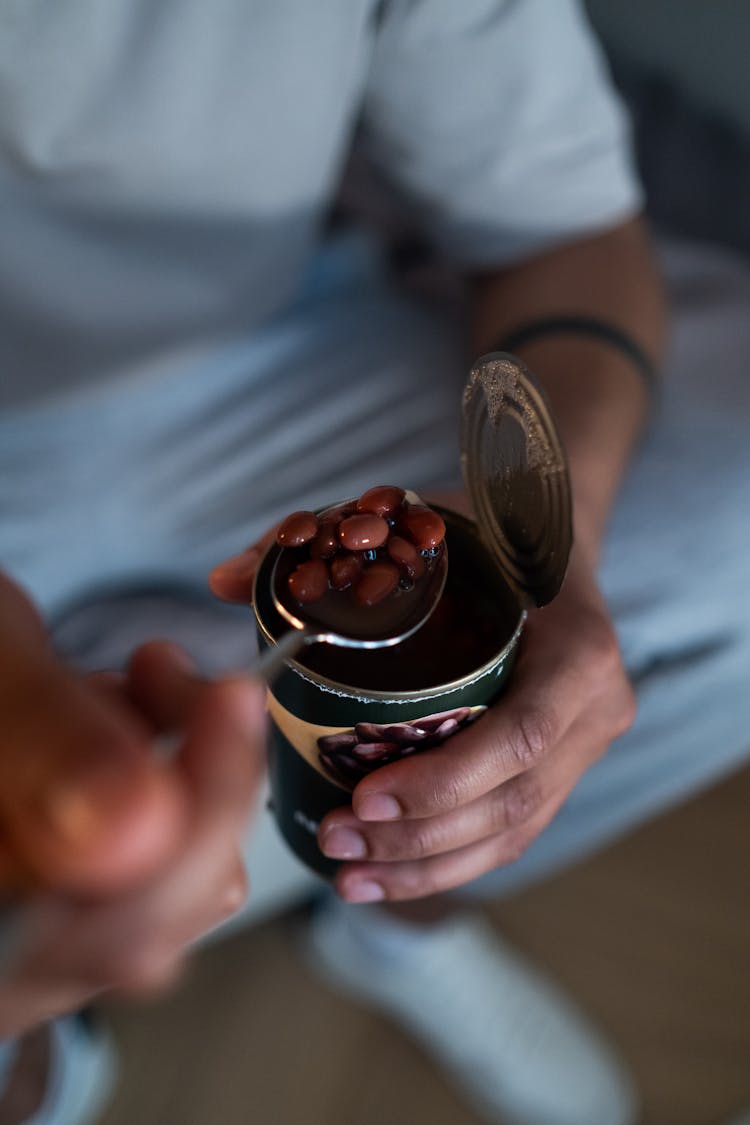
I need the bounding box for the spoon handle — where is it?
[249,627,313,683]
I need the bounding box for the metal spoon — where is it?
[252,499,448,682]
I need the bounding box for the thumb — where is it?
[208,548,260,603]
[208,525,280,603]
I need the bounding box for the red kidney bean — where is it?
[287,558,329,603]
[387,535,426,579]
[338,513,389,551]
[350,741,400,762]
[318,732,358,751]
[356,485,406,518]
[353,560,400,606]
[277,510,319,548]
[419,708,472,732]
[330,552,363,590]
[354,722,389,741]
[309,521,339,559]
[434,718,460,739]
[399,505,446,551]
[324,502,356,524]
[355,721,429,744]
[379,722,430,743]
[319,751,368,786]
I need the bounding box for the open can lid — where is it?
[460,352,573,609]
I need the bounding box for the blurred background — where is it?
[98,4,750,1124]
[589,0,750,257]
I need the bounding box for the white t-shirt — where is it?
[0,0,640,407]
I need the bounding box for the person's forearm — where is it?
[470,217,668,566]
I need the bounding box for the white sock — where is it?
[322,894,459,964]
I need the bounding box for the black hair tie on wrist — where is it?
[494,315,658,396]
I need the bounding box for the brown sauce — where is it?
[297,521,519,693]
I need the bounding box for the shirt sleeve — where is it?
[362,0,643,266]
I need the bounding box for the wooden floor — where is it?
[100,765,750,1125]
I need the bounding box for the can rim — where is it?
[254,595,526,703]
[252,504,526,703]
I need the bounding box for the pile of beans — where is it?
[317,707,475,786]
[276,485,446,608]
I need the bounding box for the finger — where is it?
[128,644,267,828]
[334,700,624,900]
[321,775,545,863]
[85,669,167,738]
[350,658,585,824]
[177,677,267,833]
[112,953,188,998]
[102,848,248,988]
[0,899,114,1033]
[28,677,265,988]
[351,601,635,826]
[93,683,266,978]
[321,711,607,863]
[126,641,199,731]
[18,847,248,995]
[208,548,260,602]
[334,794,565,903]
[208,525,279,602]
[0,665,190,897]
[85,682,267,976]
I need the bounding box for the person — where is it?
[2,2,750,1123]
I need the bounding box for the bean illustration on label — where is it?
[318,706,484,788]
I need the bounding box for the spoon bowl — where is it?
[253,493,448,680]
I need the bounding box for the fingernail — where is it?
[342,880,385,903]
[321,827,367,860]
[356,793,401,822]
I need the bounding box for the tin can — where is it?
[252,353,573,877]
[254,507,525,875]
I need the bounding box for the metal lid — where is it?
[460,352,572,608]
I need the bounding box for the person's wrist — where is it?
[549,523,612,634]
[561,492,604,577]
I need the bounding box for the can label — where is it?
[267,690,485,791]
